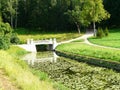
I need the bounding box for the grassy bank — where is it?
[56,43,120,70]
[0,46,55,90]
[15,28,81,44]
[88,28,120,48]
[56,43,120,62]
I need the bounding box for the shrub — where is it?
[10,33,20,44]
[96,28,104,38]
[0,21,14,49]
[104,27,109,36]
[0,36,10,50]
[0,22,12,36]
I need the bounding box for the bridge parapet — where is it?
[27,38,57,50]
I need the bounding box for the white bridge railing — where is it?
[27,38,57,50]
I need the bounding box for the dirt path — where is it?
[58,31,93,45]
[0,70,19,90]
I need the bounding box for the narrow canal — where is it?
[22,51,120,90]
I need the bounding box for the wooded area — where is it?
[0,0,120,32]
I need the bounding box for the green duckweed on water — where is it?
[29,55,120,90]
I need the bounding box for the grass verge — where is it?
[15,28,81,43]
[0,46,55,90]
[88,28,120,48]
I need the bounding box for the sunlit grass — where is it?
[15,28,81,43]
[88,28,120,48]
[0,46,55,90]
[0,84,3,90]
[56,43,120,62]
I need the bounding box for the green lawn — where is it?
[15,28,81,44]
[88,28,120,48]
[56,43,120,62]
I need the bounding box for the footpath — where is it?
[59,31,120,51]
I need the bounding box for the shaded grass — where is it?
[56,43,120,62]
[88,28,120,48]
[72,39,84,42]
[15,28,81,43]
[0,46,55,90]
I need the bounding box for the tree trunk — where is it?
[11,15,13,28]
[93,22,96,37]
[15,13,17,28]
[75,22,80,34]
[15,9,17,28]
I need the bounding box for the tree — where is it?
[67,0,92,34]
[87,0,110,36]
[67,0,110,34]
[0,0,18,28]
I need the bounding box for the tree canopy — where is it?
[1,0,119,32]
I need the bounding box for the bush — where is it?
[10,33,20,44]
[104,27,109,36]
[96,28,105,38]
[0,36,10,50]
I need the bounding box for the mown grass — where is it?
[88,28,120,48]
[15,28,81,43]
[56,43,120,62]
[0,46,55,90]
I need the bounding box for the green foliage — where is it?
[89,0,110,23]
[0,22,13,50]
[96,28,105,38]
[0,22,12,36]
[104,27,109,36]
[0,36,10,50]
[96,27,109,38]
[10,33,20,44]
[0,16,2,22]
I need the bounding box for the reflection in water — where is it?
[22,51,58,65]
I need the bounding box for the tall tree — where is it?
[87,0,110,36]
[67,0,91,34]
[67,0,110,34]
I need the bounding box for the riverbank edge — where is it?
[55,50,120,71]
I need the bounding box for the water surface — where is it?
[23,51,120,90]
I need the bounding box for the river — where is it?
[22,51,120,90]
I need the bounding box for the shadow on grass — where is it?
[15,28,78,35]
